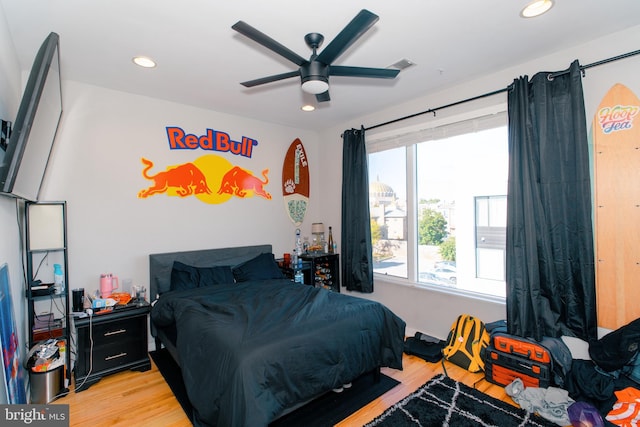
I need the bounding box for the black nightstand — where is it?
[73,304,151,392]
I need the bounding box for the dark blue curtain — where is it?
[506,60,597,342]
[341,127,373,292]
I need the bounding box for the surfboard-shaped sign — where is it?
[282,138,309,225]
[591,83,640,329]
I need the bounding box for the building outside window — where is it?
[368,113,508,299]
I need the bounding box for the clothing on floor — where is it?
[505,378,574,426]
[606,387,640,427]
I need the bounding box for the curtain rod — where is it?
[364,49,640,133]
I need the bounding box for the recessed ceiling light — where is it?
[132,56,157,68]
[301,105,315,112]
[520,0,554,18]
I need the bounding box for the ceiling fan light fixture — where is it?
[301,78,329,95]
[520,0,554,18]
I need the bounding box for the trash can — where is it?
[24,340,65,404]
[29,364,64,404]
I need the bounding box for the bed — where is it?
[149,244,406,427]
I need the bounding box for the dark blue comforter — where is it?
[151,280,405,426]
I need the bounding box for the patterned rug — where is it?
[365,374,558,427]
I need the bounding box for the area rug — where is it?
[150,348,400,427]
[365,374,558,427]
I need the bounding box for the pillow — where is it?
[170,261,235,291]
[170,261,199,292]
[232,252,285,282]
[197,264,235,287]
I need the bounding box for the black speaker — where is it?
[72,288,84,312]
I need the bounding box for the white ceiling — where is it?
[1,0,639,131]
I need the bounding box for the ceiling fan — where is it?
[231,9,400,102]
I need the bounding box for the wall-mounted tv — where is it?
[0,32,62,202]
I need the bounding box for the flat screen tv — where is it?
[0,32,62,202]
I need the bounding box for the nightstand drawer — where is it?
[91,316,145,346]
[91,342,147,371]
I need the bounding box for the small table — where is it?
[73,303,151,392]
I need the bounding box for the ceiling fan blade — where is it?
[232,21,307,66]
[240,70,300,88]
[315,91,330,102]
[329,65,399,79]
[316,9,379,65]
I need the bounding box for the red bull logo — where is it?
[138,155,271,204]
[138,158,211,198]
[217,166,271,199]
[166,127,258,158]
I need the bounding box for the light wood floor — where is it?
[56,353,516,427]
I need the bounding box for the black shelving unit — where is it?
[25,201,70,382]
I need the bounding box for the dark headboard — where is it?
[149,244,273,300]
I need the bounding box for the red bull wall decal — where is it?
[138,155,271,204]
[166,127,257,158]
[217,166,271,199]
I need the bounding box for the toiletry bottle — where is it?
[53,264,64,294]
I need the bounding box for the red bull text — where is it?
[166,127,257,158]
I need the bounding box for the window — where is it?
[369,147,407,278]
[368,113,508,299]
[475,195,507,293]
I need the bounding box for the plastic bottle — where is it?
[295,228,302,257]
[53,264,64,294]
[327,226,334,254]
[294,259,304,285]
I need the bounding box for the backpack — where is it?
[589,317,640,372]
[442,314,490,372]
[590,317,640,385]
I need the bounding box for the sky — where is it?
[368,126,508,203]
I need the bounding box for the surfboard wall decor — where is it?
[282,138,310,226]
[592,83,640,329]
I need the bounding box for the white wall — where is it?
[40,81,320,298]
[318,25,640,340]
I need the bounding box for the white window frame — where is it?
[366,105,508,302]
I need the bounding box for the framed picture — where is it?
[0,263,27,404]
